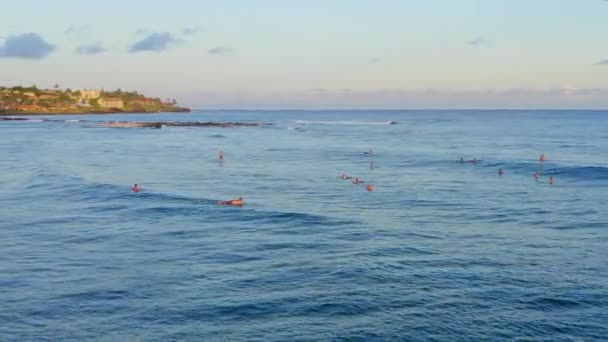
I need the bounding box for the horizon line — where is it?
[192,108,608,112]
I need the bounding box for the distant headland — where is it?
[0,86,190,115]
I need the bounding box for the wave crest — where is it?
[293,120,396,126]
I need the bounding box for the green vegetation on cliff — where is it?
[0,85,190,115]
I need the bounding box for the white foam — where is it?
[293,120,396,126]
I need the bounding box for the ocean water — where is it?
[1,110,607,341]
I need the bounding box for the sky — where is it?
[1,0,608,109]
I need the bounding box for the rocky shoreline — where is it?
[1,117,266,128]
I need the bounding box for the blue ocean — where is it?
[1,110,607,341]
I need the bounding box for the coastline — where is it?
[1,115,266,128]
[1,86,190,116]
[0,108,191,116]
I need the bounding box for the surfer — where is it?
[498,168,504,176]
[459,158,465,163]
[218,197,244,206]
[534,171,541,180]
[370,161,375,169]
[549,176,555,185]
[132,184,140,193]
[353,177,364,184]
[471,158,478,164]
[540,154,546,162]
[366,184,374,192]
[340,174,352,180]
[219,150,224,161]
[364,149,373,155]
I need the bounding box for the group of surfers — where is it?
[338,149,376,192]
[215,151,243,205]
[130,152,555,206]
[131,151,244,206]
[461,154,554,184]
[339,173,375,192]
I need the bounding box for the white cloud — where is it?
[467,37,493,47]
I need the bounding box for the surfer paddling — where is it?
[218,197,244,206]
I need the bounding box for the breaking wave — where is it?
[293,120,397,126]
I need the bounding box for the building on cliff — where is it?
[98,97,124,109]
[78,89,101,100]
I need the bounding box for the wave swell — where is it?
[293,120,397,126]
